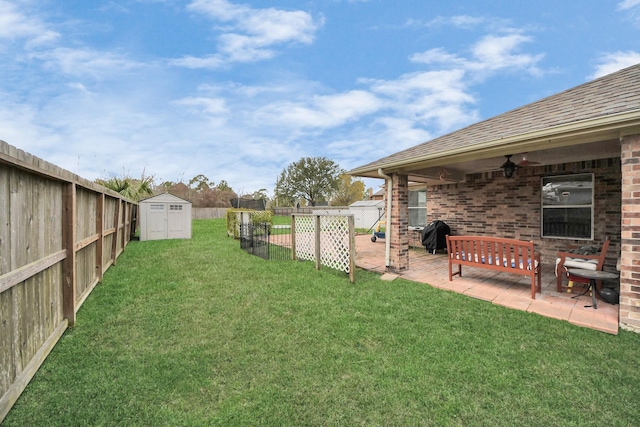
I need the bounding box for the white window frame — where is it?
[408,187,427,229]
[541,173,594,240]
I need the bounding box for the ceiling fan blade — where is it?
[518,153,540,167]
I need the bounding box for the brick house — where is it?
[349,63,640,332]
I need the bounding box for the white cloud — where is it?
[468,34,543,74]
[450,15,486,28]
[410,33,543,77]
[365,69,478,132]
[170,54,226,69]
[172,96,229,126]
[405,15,511,31]
[618,0,640,10]
[410,48,467,65]
[178,0,321,68]
[358,31,543,136]
[173,96,228,115]
[590,51,640,78]
[32,47,143,79]
[256,90,382,129]
[0,0,59,46]
[323,117,433,178]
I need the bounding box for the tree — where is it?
[216,180,233,192]
[274,157,343,207]
[96,171,154,201]
[188,174,213,192]
[331,174,365,206]
[249,189,269,201]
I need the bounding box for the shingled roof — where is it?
[351,63,640,175]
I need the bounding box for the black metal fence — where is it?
[240,222,292,261]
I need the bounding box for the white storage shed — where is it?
[139,193,192,241]
[348,200,385,230]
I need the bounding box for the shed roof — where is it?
[349,200,385,208]
[139,192,192,204]
[350,63,640,177]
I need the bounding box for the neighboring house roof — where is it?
[351,63,640,178]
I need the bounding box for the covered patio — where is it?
[355,234,619,334]
[350,63,640,333]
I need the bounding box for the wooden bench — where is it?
[446,235,542,299]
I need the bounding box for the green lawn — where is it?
[271,215,291,226]
[4,219,640,426]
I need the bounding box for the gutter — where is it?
[378,168,392,269]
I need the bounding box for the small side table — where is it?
[566,269,619,309]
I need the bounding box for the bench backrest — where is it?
[446,235,536,267]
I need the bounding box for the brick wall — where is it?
[426,157,621,269]
[621,136,640,332]
[389,173,409,272]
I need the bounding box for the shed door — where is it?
[147,203,168,240]
[168,204,185,238]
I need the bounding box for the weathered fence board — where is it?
[191,207,228,219]
[0,140,136,423]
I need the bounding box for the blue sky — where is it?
[2,0,640,195]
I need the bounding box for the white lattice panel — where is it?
[294,214,353,275]
[319,216,350,273]
[294,215,316,262]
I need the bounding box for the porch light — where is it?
[501,155,517,178]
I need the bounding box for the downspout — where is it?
[378,168,392,268]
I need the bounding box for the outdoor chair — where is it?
[555,237,610,293]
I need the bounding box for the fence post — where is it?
[291,214,297,260]
[96,193,104,282]
[348,215,356,284]
[314,215,321,271]
[111,199,120,265]
[62,183,77,326]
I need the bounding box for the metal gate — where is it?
[240,222,292,261]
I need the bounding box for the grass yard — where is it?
[4,219,640,426]
[271,215,292,226]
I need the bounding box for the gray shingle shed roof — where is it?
[351,63,640,175]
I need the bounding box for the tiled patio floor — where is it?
[354,234,619,334]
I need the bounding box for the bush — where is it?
[226,209,273,238]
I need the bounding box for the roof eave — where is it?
[349,109,640,177]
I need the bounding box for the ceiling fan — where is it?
[479,153,541,177]
[517,153,541,167]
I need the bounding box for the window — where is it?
[170,204,183,211]
[541,173,593,240]
[150,204,164,211]
[408,188,427,228]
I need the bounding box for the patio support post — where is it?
[378,168,392,267]
[389,173,409,273]
[620,134,640,332]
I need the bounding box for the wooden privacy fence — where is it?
[192,207,228,219]
[0,141,136,422]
